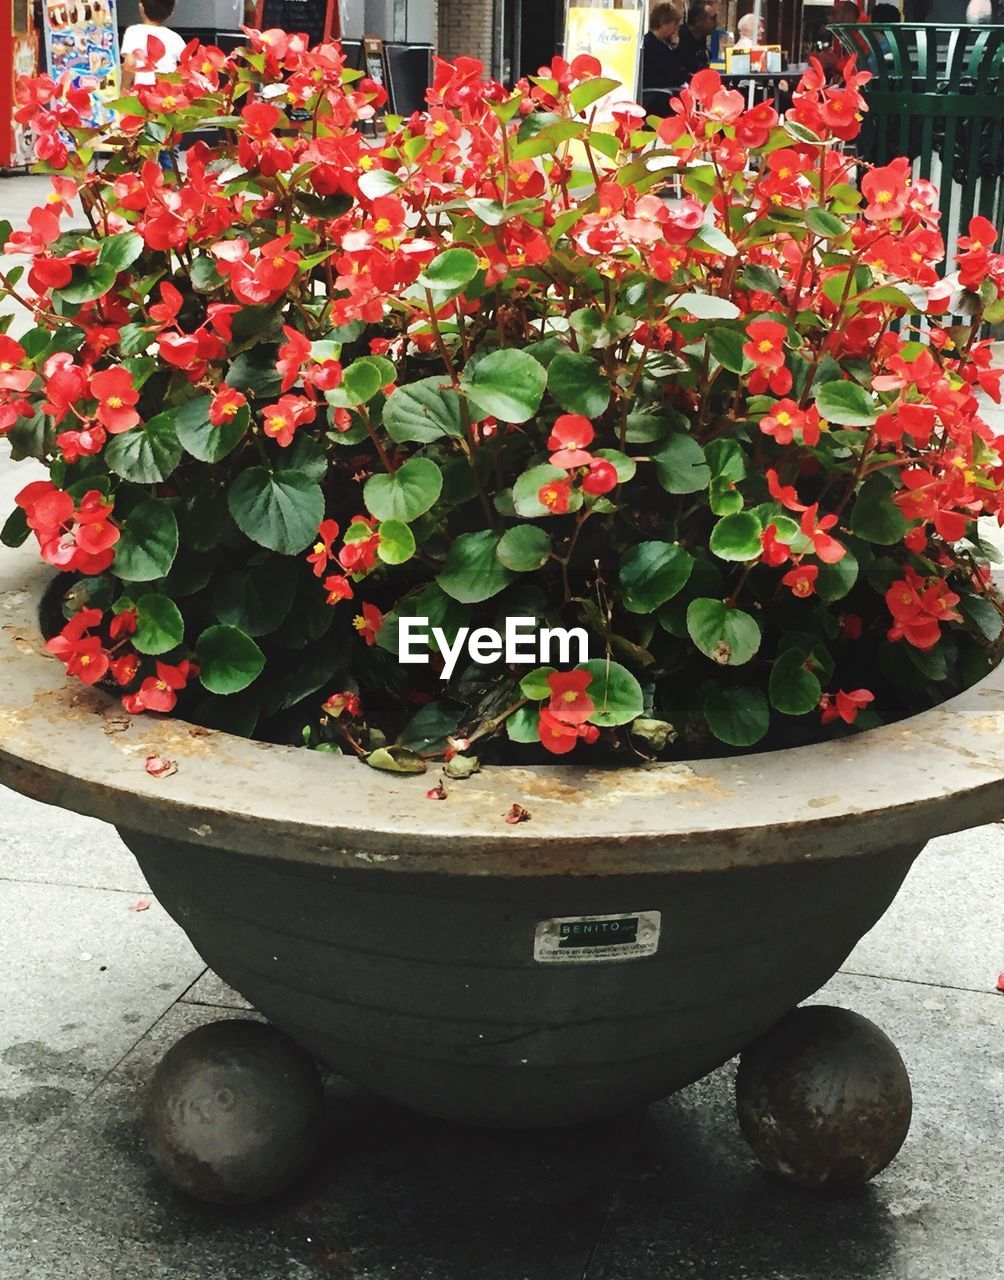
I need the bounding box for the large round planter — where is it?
[2,543,1003,1126]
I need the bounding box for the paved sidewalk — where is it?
[1,170,1002,1280]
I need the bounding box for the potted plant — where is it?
[1,36,1003,1195]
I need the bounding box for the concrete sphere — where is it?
[736,1005,912,1189]
[144,1019,324,1204]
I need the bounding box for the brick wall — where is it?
[438,0,496,71]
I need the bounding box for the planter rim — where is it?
[1,543,1003,876]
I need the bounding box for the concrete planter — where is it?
[2,545,1003,1132]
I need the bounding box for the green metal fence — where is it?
[830,22,1004,249]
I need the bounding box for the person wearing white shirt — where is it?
[120,0,187,90]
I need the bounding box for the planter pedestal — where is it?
[120,827,922,1129]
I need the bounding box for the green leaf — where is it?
[114,499,178,582]
[804,207,847,239]
[850,476,908,545]
[383,376,464,443]
[960,594,1004,642]
[364,456,443,522]
[327,357,385,408]
[133,593,184,655]
[769,648,822,715]
[702,685,770,746]
[653,435,710,494]
[377,518,416,565]
[417,247,480,292]
[212,558,297,637]
[55,262,117,305]
[570,76,620,112]
[710,512,763,561]
[816,545,859,602]
[437,531,515,603]
[506,704,541,743]
[226,348,281,399]
[104,412,182,484]
[190,256,225,292]
[687,599,761,665]
[706,327,751,374]
[196,625,265,695]
[672,292,741,321]
[497,525,552,571]
[98,230,144,272]
[513,463,583,518]
[461,349,547,423]
[399,700,463,752]
[227,468,324,555]
[365,745,427,774]
[175,395,248,462]
[619,542,694,613]
[519,666,555,699]
[279,432,327,482]
[582,659,645,727]
[692,225,737,257]
[814,379,878,427]
[548,349,610,418]
[0,506,29,549]
[738,264,782,295]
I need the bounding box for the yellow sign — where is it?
[565,5,644,120]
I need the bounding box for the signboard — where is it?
[564,3,644,120]
[362,33,393,112]
[42,0,119,129]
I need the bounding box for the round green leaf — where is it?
[196,624,265,695]
[702,685,770,746]
[619,541,694,614]
[55,262,117,305]
[417,247,480,292]
[769,648,823,715]
[326,357,385,408]
[114,498,179,582]
[497,525,552,571]
[512,464,583,518]
[104,412,182,484]
[814,380,878,426]
[547,350,611,418]
[383,377,464,443]
[653,435,710,494]
[816,544,859,602]
[519,666,555,699]
[98,230,144,272]
[686,598,761,666]
[850,477,909,545]
[364,457,443,522]
[506,704,541,743]
[582,659,644,727]
[212,558,297,637]
[377,518,416,565]
[175,395,248,462]
[710,512,763,562]
[133,593,184,655]
[437,531,515,603]
[227,467,324,555]
[460,349,547,423]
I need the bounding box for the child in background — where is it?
[120,0,186,91]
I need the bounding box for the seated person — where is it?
[676,1,718,78]
[733,12,766,52]
[642,3,684,115]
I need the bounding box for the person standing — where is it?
[120,0,186,91]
